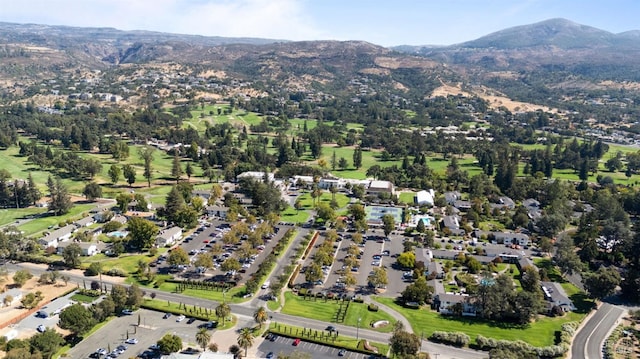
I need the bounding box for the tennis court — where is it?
[365,205,403,225]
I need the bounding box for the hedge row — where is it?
[429,331,470,347]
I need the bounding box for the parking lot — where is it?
[66,309,215,359]
[258,334,371,359]
[9,291,77,339]
[154,219,289,286]
[293,228,409,298]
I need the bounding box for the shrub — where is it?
[353,297,364,303]
[367,304,379,312]
[106,268,127,277]
[429,331,469,347]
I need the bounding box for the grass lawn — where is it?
[267,300,280,311]
[280,205,310,224]
[398,191,416,205]
[70,293,100,303]
[281,292,396,333]
[312,145,403,180]
[374,297,584,347]
[0,207,45,227]
[142,298,237,330]
[155,281,248,304]
[268,322,389,355]
[533,258,564,282]
[296,192,350,210]
[81,252,157,274]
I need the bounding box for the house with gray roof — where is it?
[433,293,477,316]
[39,225,75,248]
[156,226,182,247]
[541,281,575,312]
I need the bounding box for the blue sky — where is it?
[1,0,638,46]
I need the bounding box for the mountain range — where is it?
[1,18,640,105]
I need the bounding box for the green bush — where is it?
[353,297,364,303]
[367,304,379,312]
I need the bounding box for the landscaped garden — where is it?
[280,292,396,333]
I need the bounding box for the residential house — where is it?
[366,180,395,196]
[156,226,183,247]
[56,241,100,256]
[453,200,472,210]
[473,229,530,246]
[541,281,576,312]
[39,225,75,248]
[444,191,461,205]
[0,288,23,307]
[441,215,465,235]
[74,216,95,228]
[427,261,445,279]
[433,293,476,316]
[523,198,542,220]
[490,196,515,210]
[414,189,435,206]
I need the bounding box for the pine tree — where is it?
[47,176,72,216]
[171,154,183,183]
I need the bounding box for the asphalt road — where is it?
[572,303,626,359]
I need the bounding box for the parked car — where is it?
[125,338,138,344]
[176,315,186,322]
[163,313,171,319]
[37,324,46,333]
[121,309,134,315]
[187,317,197,324]
[293,338,301,346]
[338,349,347,356]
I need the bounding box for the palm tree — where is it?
[237,327,254,357]
[215,302,231,325]
[196,328,211,351]
[253,306,268,328]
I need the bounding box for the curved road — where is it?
[9,262,483,359]
[572,303,625,359]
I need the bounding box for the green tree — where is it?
[237,327,254,357]
[215,302,231,325]
[58,303,96,336]
[46,176,72,215]
[389,328,420,358]
[338,157,349,170]
[315,202,336,223]
[167,247,189,266]
[30,328,65,359]
[157,334,182,355]
[382,214,395,237]
[12,270,32,287]
[126,217,158,249]
[584,266,621,299]
[194,252,214,269]
[253,306,268,328]
[122,164,136,187]
[139,147,155,187]
[20,291,43,309]
[396,252,416,269]
[400,276,434,304]
[353,146,363,169]
[62,243,82,268]
[221,257,241,272]
[82,182,102,201]
[185,162,194,179]
[108,164,121,185]
[196,328,211,351]
[171,154,183,182]
[368,267,388,289]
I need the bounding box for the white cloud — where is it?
[0,0,324,40]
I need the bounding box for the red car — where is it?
[293,338,301,346]
[203,239,210,243]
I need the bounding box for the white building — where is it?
[236,171,275,183]
[414,189,435,206]
[156,226,183,247]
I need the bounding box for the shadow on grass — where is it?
[570,292,596,314]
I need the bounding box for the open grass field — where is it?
[81,252,156,274]
[296,191,350,210]
[374,297,584,347]
[155,281,248,304]
[0,207,45,227]
[280,205,310,224]
[281,292,396,333]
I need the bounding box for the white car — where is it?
[125,338,138,344]
[176,315,186,322]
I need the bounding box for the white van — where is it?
[261,281,270,289]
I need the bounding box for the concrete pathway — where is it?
[362,296,413,334]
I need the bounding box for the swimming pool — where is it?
[107,231,128,238]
